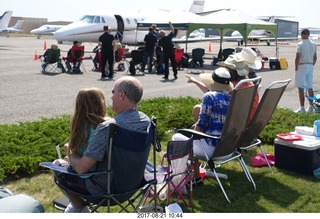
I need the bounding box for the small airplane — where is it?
[230,16,297,45]
[0,10,13,32]
[1,20,24,33]
[30,24,66,36]
[54,0,208,45]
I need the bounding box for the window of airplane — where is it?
[79,15,95,23]
[93,16,100,23]
[101,17,106,23]
[134,18,138,24]
[126,18,130,25]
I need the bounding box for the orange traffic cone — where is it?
[208,41,212,52]
[33,50,39,60]
[43,40,47,50]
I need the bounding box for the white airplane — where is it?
[0,10,13,32]
[1,20,24,33]
[231,16,297,45]
[54,0,207,45]
[30,24,65,35]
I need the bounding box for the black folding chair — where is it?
[40,120,156,213]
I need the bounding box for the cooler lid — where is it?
[275,137,320,150]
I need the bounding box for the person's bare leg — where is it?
[298,87,305,107]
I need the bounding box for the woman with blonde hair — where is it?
[65,87,109,157]
[54,88,109,167]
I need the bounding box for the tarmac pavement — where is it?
[0,35,319,124]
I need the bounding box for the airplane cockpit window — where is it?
[79,15,95,23]
[126,18,130,25]
[101,17,106,23]
[134,18,138,24]
[93,16,100,23]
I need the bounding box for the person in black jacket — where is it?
[158,21,178,80]
[98,26,115,80]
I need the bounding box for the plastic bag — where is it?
[250,153,275,167]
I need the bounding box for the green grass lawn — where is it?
[1,97,320,213]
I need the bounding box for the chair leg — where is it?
[238,156,256,191]
[212,168,231,203]
[259,145,273,173]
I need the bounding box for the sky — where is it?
[2,0,320,28]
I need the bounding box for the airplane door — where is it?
[114,15,124,43]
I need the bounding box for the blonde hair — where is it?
[68,88,107,156]
[51,43,58,50]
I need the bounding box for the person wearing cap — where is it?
[173,67,233,185]
[99,25,116,80]
[294,28,317,113]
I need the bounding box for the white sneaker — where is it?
[294,107,306,113]
[307,106,314,112]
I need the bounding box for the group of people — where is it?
[41,41,84,74]
[35,27,317,213]
[45,46,262,213]
[140,21,178,79]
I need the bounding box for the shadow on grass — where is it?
[181,168,302,213]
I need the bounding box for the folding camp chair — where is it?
[177,77,261,203]
[39,49,65,73]
[64,45,86,73]
[238,79,291,173]
[302,85,320,113]
[174,48,184,70]
[221,48,235,61]
[144,138,194,207]
[129,49,145,75]
[186,48,205,74]
[40,120,156,213]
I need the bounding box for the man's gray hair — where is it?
[118,76,143,103]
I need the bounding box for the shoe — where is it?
[186,177,204,187]
[294,107,306,113]
[307,106,314,112]
[162,76,168,80]
[174,74,178,79]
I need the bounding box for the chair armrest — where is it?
[39,162,105,177]
[177,129,220,140]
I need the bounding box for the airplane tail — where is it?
[0,10,13,31]
[268,16,276,23]
[12,20,24,30]
[189,0,205,14]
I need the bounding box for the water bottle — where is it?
[313,120,320,137]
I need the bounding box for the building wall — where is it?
[8,16,71,34]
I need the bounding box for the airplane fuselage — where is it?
[31,25,65,35]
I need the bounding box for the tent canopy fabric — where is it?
[187,8,278,42]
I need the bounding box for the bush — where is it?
[0,97,319,182]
